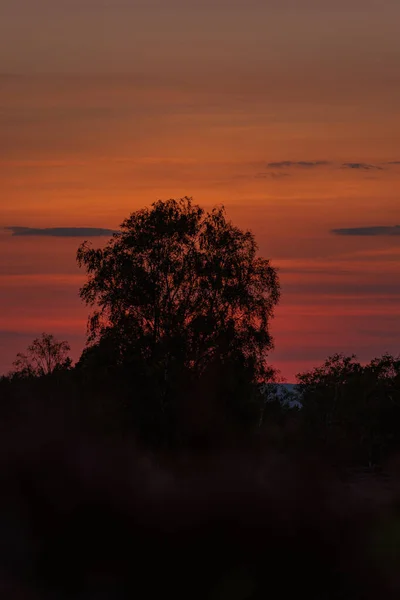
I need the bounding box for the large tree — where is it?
[77,198,280,441]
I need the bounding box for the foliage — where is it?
[76,197,280,444]
[10,333,72,379]
[297,353,400,466]
[77,197,279,374]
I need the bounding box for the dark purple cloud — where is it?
[6,227,116,238]
[267,161,329,169]
[255,171,290,179]
[331,225,400,236]
[341,163,383,171]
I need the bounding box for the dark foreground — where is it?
[1,420,400,600]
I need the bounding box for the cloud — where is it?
[6,227,117,238]
[331,225,400,237]
[264,160,396,173]
[341,162,383,171]
[255,171,290,179]
[267,161,329,169]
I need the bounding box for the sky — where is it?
[1,0,400,380]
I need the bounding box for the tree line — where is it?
[1,197,399,466]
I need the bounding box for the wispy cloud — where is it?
[264,160,398,173]
[267,161,329,169]
[6,227,116,238]
[331,226,400,237]
[340,162,383,171]
[255,171,290,179]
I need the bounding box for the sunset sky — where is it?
[1,0,399,380]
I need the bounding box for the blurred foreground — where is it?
[1,411,400,599]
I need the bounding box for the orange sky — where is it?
[1,0,399,379]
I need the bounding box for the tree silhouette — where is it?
[77,197,280,442]
[11,333,72,378]
[297,353,400,466]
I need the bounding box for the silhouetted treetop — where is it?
[11,333,72,378]
[77,197,280,382]
[297,353,400,466]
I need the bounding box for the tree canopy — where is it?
[77,198,280,443]
[297,353,400,466]
[11,333,72,378]
[77,197,280,376]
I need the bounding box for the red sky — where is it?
[1,0,400,380]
